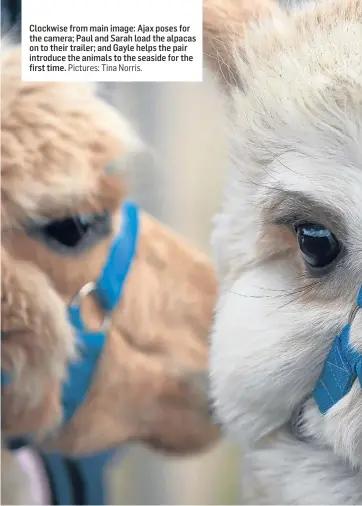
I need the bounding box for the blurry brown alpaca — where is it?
[1,44,219,491]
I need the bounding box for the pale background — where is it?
[104,74,239,504]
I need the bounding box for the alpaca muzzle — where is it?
[313,286,362,414]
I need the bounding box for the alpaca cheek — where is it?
[210,265,327,443]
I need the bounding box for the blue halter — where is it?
[313,286,362,414]
[63,200,139,421]
[2,199,139,430]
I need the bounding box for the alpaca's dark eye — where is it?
[28,210,111,255]
[295,223,341,269]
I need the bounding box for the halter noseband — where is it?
[313,286,362,414]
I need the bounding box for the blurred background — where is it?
[103,78,239,504]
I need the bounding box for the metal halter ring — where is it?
[70,282,111,333]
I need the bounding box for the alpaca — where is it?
[204,0,362,503]
[1,44,220,503]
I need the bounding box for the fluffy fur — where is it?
[2,247,74,435]
[1,44,220,502]
[204,0,362,503]
[203,0,281,85]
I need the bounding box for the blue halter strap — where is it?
[63,200,139,421]
[313,286,362,414]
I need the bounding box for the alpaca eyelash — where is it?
[264,190,348,242]
[272,215,307,232]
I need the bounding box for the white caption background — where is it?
[21,0,202,82]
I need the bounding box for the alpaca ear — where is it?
[203,0,282,88]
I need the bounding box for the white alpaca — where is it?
[204,0,362,503]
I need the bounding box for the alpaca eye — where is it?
[28,210,111,255]
[295,223,341,269]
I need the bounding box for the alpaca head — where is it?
[204,0,362,466]
[1,45,219,455]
